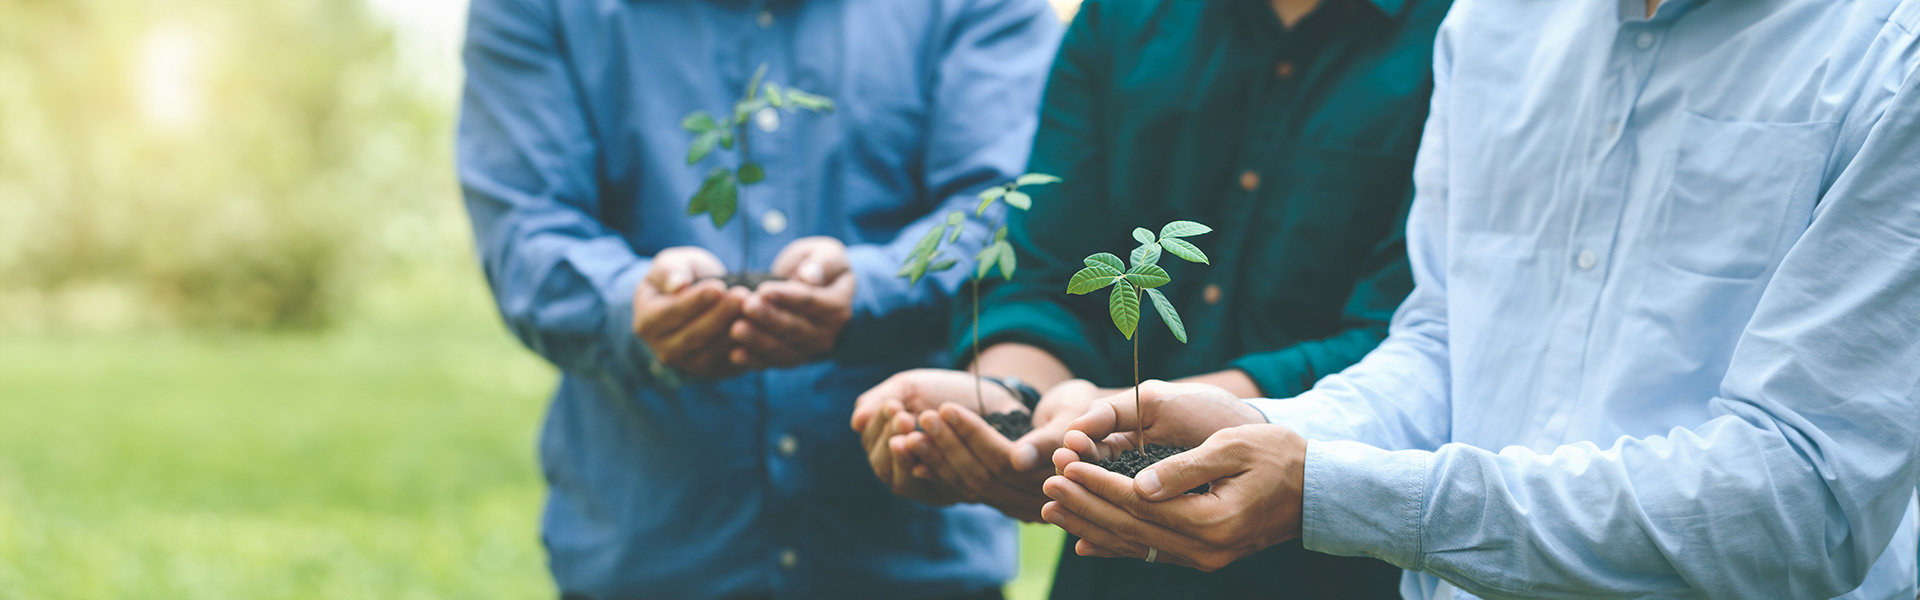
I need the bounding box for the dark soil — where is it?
[1096,444,1210,494]
[982,410,1034,440]
[707,271,780,289]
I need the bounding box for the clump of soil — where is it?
[1096,444,1209,494]
[982,410,1034,440]
[709,271,780,289]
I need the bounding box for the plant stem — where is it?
[974,275,986,413]
[738,121,751,276]
[1134,288,1143,448]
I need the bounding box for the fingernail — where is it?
[922,417,941,434]
[1011,444,1039,471]
[1135,469,1163,497]
[800,263,823,284]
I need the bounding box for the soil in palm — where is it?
[982,410,1034,440]
[711,271,780,289]
[1096,444,1210,494]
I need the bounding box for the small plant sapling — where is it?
[1065,220,1211,481]
[897,173,1062,439]
[680,63,834,288]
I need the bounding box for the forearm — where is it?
[971,342,1075,392]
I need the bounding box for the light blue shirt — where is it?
[1249,1,1920,598]
[457,0,1059,597]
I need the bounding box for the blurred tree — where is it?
[0,0,466,331]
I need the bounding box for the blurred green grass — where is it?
[0,304,1064,598]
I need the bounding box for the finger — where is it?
[1044,473,1207,563]
[1134,437,1249,501]
[633,282,724,338]
[1038,498,1141,558]
[1062,429,1116,464]
[1064,460,1224,533]
[657,292,741,359]
[853,384,888,432]
[920,409,1010,498]
[866,406,896,484]
[1065,393,1139,450]
[740,294,823,347]
[755,281,842,320]
[770,239,819,280]
[729,320,810,366]
[1052,446,1081,475]
[908,413,971,487]
[797,245,848,286]
[1011,414,1072,472]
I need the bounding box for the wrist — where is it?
[981,375,1041,412]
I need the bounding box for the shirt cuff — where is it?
[1244,395,1361,444]
[602,258,673,389]
[1300,439,1431,571]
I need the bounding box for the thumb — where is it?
[1064,393,1137,448]
[1133,437,1245,501]
[1010,416,1070,472]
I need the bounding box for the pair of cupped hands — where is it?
[851,374,1315,572]
[632,237,855,379]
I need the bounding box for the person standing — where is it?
[1043,0,1920,598]
[855,0,1450,597]
[457,0,1060,597]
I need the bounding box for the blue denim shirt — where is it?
[456,0,1059,596]
[1252,0,1920,598]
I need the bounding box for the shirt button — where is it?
[1238,170,1260,192]
[757,9,775,28]
[761,209,788,235]
[777,433,798,457]
[1577,250,1598,270]
[1635,31,1655,49]
[779,548,798,570]
[754,106,781,132]
[1202,284,1223,305]
[1273,60,1296,79]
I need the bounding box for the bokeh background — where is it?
[0,0,1077,597]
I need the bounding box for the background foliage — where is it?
[0,0,1067,598]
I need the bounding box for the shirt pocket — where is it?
[1655,112,1837,279]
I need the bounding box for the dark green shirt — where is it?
[956,0,1449,597]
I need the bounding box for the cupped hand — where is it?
[730,236,855,368]
[1057,380,1267,467]
[633,246,744,380]
[849,368,1022,434]
[859,397,972,506]
[1040,424,1307,572]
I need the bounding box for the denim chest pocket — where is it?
[1655,112,1838,279]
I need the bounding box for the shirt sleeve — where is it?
[1244,20,1457,453]
[961,2,1117,382]
[457,0,653,390]
[1297,44,1920,600]
[835,0,1061,364]
[1228,188,1415,399]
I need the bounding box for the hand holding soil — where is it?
[728,237,854,368]
[1059,380,1266,470]
[1041,424,1307,572]
[859,397,972,506]
[850,368,1024,433]
[634,246,746,380]
[903,403,1055,522]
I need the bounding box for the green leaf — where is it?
[947,211,966,225]
[895,259,919,279]
[785,89,835,112]
[976,186,1007,215]
[687,131,719,164]
[997,241,1017,280]
[910,225,945,262]
[1085,252,1124,272]
[1124,263,1170,289]
[1109,280,1139,339]
[719,129,735,150]
[904,258,929,284]
[1132,227,1156,245]
[737,162,766,184]
[744,63,769,100]
[1003,190,1032,211]
[1067,265,1120,294]
[681,111,717,133]
[976,243,1001,279]
[764,84,784,107]
[707,174,739,228]
[688,167,728,215]
[994,226,1008,243]
[1131,242,1161,268]
[1159,237,1209,265]
[1014,173,1062,187]
[1145,288,1187,343]
[929,258,958,273]
[1159,220,1213,239]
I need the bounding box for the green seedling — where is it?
[681,63,834,280]
[1067,220,1211,449]
[896,174,1061,434]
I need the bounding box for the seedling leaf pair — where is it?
[1067,221,1211,343]
[681,63,833,229]
[899,173,1060,285]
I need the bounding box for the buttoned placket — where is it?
[1536,17,1666,445]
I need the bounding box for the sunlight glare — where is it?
[139,25,201,131]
